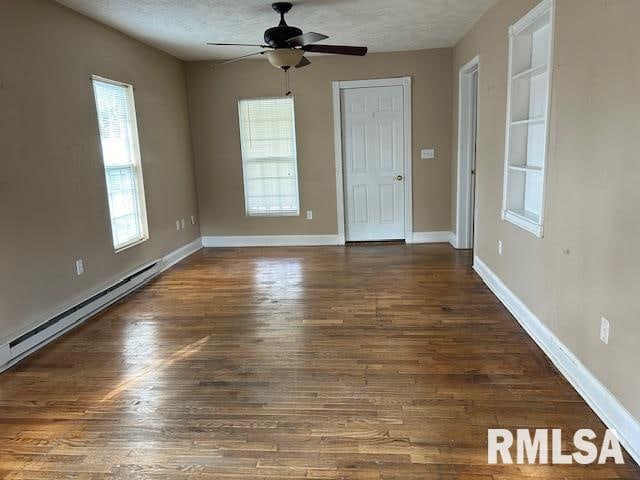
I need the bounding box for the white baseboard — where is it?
[201,232,459,247]
[410,231,455,244]
[202,235,341,247]
[473,255,640,466]
[161,237,202,272]
[449,231,476,250]
[449,233,458,248]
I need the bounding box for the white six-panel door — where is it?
[341,85,405,241]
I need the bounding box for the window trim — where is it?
[91,75,149,252]
[237,96,301,218]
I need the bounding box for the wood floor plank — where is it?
[0,244,638,479]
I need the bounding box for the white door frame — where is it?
[332,77,413,245]
[455,56,480,250]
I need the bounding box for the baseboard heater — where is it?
[0,260,161,373]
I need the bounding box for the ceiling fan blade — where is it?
[295,57,311,69]
[215,51,265,66]
[286,32,329,47]
[302,44,368,56]
[207,42,270,48]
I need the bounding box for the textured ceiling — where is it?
[54,0,497,61]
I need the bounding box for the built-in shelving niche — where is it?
[502,0,554,237]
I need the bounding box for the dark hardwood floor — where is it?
[0,244,638,479]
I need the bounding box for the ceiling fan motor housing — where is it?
[265,2,302,48]
[264,25,303,48]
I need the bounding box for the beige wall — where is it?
[452,0,640,419]
[186,49,452,236]
[0,0,199,343]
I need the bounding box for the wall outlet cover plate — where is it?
[421,148,435,159]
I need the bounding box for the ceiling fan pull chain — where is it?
[284,68,292,96]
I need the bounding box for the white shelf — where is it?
[502,0,554,238]
[512,63,548,81]
[509,208,540,223]
[508,165,542,173]
[511,117,545,126]
[502,209,543,237]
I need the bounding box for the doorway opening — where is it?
[456,56,480,251]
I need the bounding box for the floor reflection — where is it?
[101,334,210,402]
[252,257,304,301]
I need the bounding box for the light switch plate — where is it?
[421,148,435,159]
[306,211,313,220]
[76,259,84,276]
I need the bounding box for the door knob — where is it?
[395,175,403,181]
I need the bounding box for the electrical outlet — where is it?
[600,317,610,344]
[306,211,313,220]
[498,241,503,256]
[176,220,181,231]
[181,218,185,229]
[75,259,84,276]
[191,215,196,225]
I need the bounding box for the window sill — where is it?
[246,212,300,218]
[114,236,149,253]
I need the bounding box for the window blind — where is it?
[92,77,148,250]
[238,97,300,216]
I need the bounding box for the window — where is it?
[92,76,148,250]
[238,97,300,216]
[502,0,554,237]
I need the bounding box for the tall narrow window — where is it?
[92,76,148,250]
[238,97,300,216]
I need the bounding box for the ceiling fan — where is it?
[207,2,368,71]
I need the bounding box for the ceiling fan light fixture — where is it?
[265,48,304,69]
[207,2,367,70]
